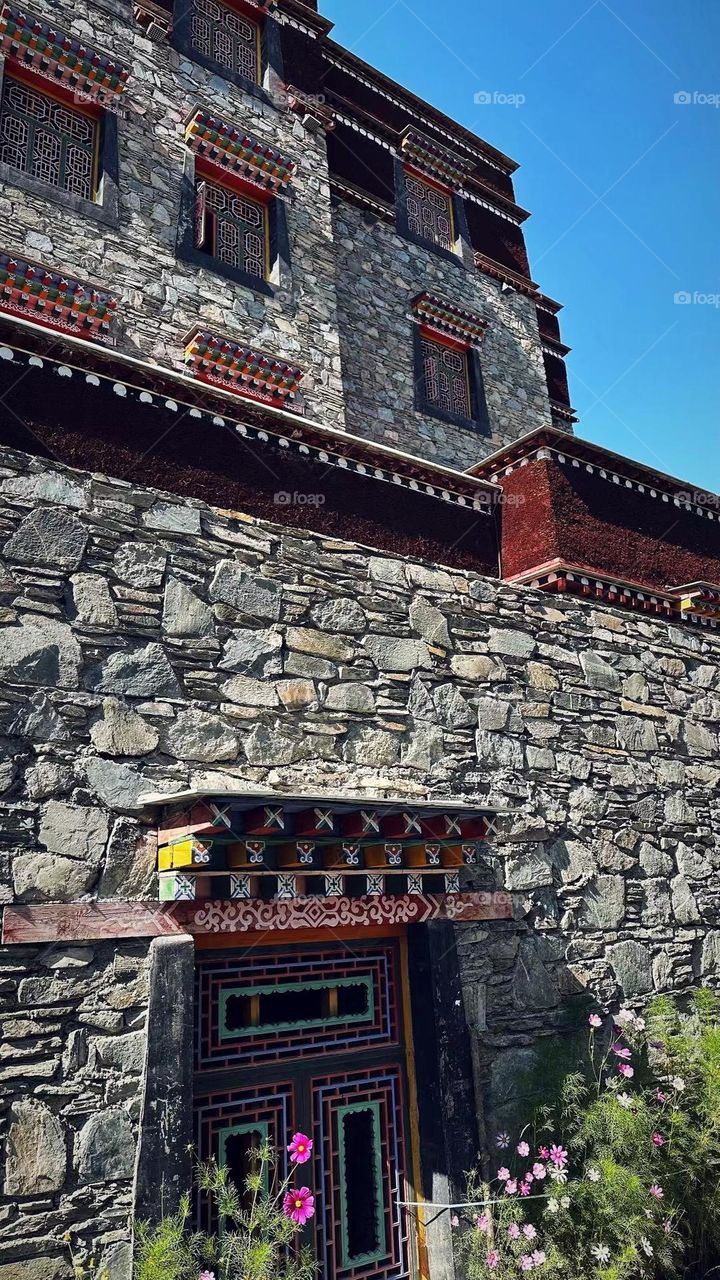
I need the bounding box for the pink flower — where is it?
[549,1145,568,1168]
[520,1256,534,1271]
[523,1224,537,1240]
[496,1132,510,1149]
[612,1044,632,1059]
[199,1273,215,1280]
[656,1089,667,1103]
[497,1167,510,1182]
[532,1163,546,1179]
[532,1250,546,1266]
[650,1184,664,1199]
[508,1222,521,1239]
[538,1146,550,1160]
[517,1140,530,1157]
[476,1213,491,1232]
[505,1179,518,1196]
[519,1180,531,1196]
[589,1013,602,1028]
[450,1214,460,1228]
[652,1133,665,1147]
[618,1063,634,1078]
[287,1133,313,1165]
[664,1219,672,1234]
[487,1250,499,1270]
[283,1187,315,1226]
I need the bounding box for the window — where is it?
[421,335,471,420]
[405,172,454,253]
[191,0,260,82]
[0,73,98,201]
[196,177,267,279]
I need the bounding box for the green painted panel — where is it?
[337,1100,387,1269]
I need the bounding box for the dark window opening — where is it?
[224,979,371,1033]
[0,72,98,201]
[422,336,471,419]
[195,178,268,279]
[191,0,260,82]
[405,173,454,253]
[341,1107,382,1262]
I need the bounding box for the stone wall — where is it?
[332,202,553,468]
[0,0,346,430]
[1,446,719,1274]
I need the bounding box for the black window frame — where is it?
[412,324,491,434]
[0,57,119,227]
[172,0,283,107]
[394,159,472,270]
[176,149,291,300]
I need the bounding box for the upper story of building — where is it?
[0,0,576,476]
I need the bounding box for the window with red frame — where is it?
[421,334,471,420]
[191,0,260,82]
[195,175,268,280]
[404,172,454,253]
[0,71,99,201]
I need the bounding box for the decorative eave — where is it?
[0,314,501,512]
[542,336,572,359]
[668,582,720,623]
[284,83,336,131]
[400,126,473,190]
[468,426,720,522]
[411,292,487,347]
[473,251,539,299]
[329,177,394,223]
[0,250,117,341]
[185,109,296,194]
[512,560,680,620]
[276,0,334,38]
[0,3,129,108]
[536,293,564,315]
[184,328,304,408]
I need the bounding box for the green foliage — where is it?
[457,989,720,1280]
[132,1141,318,1280]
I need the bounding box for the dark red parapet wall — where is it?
[488,441,720,592]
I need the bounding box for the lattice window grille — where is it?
[198,179,267,277]
[191,0,259,82]
[422,336,471,419]
[0,76,95,200]
[405,174,453,252]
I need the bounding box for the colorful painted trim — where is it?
[515,564,680,620]
[184,329,304,406]
[0,4,129,107]
[411,291,487,347]
[400,127,472,190]
[185,109,296,194]
[670,582,720,623]
[0,251,116,340]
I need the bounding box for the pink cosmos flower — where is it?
[283,1187,315,1225]
[612,1044,632,1059]
[523,1224,537,1240]
[519,1180,531,1196]
[505,1179,518,1196]
[476,1213,491,1232]
[538,1146,550,1160]
[199,1273,215,1280]
[549,1145,568,1167]
[589,1013,602,1028]
[532,1163,546,1179]
[520,1256,534,1271]
[664,1220,672,1234]
[517,1140,530,1157]
[532,1251,546,1266]
[287,1133,313,1164]
[450,1214,460,1228]
[656,1089,667,1103]
[618,1063,634,1078]
[650,1184,664,1199]
[487,1250,499,1270]
[652,1132,665,1147]
[508,1223,521,1239]
[497,1167,510,1182]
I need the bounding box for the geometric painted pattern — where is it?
[191,0,259,83]
[195,944,399,1070]
[0,73,97,199]
[405,173,453,251]
[422,335,471,419]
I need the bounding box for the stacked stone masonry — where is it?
[0,449,719,1276]
[0,0,559,469]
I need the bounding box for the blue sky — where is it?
[323,0,720,491]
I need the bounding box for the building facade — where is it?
[0,3,718,1280]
